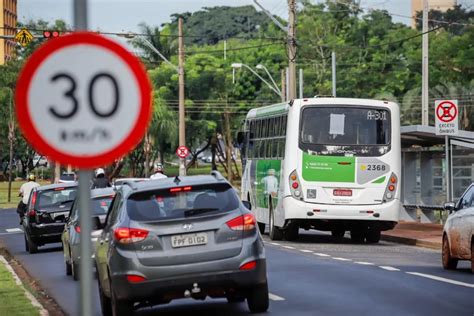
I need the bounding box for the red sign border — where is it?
[436,100,458,123]
[15,32,152,168]
[176,145,190,159]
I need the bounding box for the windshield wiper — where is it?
[184,208,218,217]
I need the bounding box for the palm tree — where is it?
[130,23,172,65]
[149,95,178,166]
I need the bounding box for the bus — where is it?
[238,97,401,243]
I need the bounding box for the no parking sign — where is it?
[435,100,458,136]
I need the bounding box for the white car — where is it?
[442,183,474,273]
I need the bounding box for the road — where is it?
[0,208,473,316]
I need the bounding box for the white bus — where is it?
[238,97,401,243]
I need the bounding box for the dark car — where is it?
[23,183,78,253]
[95,172,268,316]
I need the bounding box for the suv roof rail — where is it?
[210,170,225,181]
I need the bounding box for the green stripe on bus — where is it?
[372,176,386,184]
[302,153,355,182]
[255,103,287,117]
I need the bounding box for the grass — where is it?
[0,259,40,316]
[0,181,49,209]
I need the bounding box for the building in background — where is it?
[0,0,17,65]
[411,0,456,27]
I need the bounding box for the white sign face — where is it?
[435,100,458,136]
[16,33,151,168]
[28,45,140,155]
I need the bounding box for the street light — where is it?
[231,63,282,97]
[256,64,280,94]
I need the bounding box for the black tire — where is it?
[350,229,366,243]
[366,229,381,244]
[111,282,134,316]
[65,260,72,276]
[247,283,269,313]
[331,229,345,239]
[284,223,299,241]
[72,261,80,281]
[24,234,29,252]
[442,235,458,270]
[27,235,38,254]
[257,222,266,235]
[99,278,112,316]
[269,208,283,241]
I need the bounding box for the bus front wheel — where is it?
[366,228,381,243]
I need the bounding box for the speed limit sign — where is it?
[15,32,152,168]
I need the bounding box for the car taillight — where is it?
[289,170,302,199]
[31,191,37,205]
[126,274,147,283]
[28,210,36,216]
[114,227,149,244]
[240,260,257,270]
[226,213,256,231]
[384,173,398,201]
[74,225,81,233]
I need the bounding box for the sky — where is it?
[18,0,473,34]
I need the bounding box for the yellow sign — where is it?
[15,29,34,47]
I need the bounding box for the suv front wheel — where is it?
[247,282,269,313]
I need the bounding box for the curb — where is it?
[381,234,441,250]
[0,255,49,316]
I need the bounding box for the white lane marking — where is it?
[332,257,352,262]
[270,242,280,246]
[354,261,375,265]
[299,249,313,253]
[6,228,22,233]
[282,245,295,249]
[269,293,285,301]
[407,272,474,289]
[379,266,400,271]
[313,253,331,257]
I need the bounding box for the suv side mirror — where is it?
[444,202,456,212]
[242,200,252,210]
[92,216,104,230]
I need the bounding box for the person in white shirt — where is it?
[17,174,40,223]
[150,163,167,180]
[261,169,279,198]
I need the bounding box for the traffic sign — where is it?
[176,145,190,159]
[15,29,34,47]
[15,32,152,168]
[435,100,458,135]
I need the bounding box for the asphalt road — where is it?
[0,208,473,316]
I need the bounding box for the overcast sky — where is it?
[18,0,473,33]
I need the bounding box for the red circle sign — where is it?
[15,32,152,168]
[176,146,190,159]
[436,101,457,123]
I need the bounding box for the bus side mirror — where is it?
[444,202,456,212]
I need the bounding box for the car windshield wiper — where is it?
[184,208,219,217]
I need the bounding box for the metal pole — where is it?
[178,16,186,176]
[281,69,286,102]
[421,0,429,125]
[7,89,13,203]
[445,135,450,201]
[299,68,303,98]
[450,141,454,201]
[287,0,297,100]
[332,51,336,97]
[73,2,92,316]
[286,67,289,102]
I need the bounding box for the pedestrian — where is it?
[17,174,40,224]
[150,163,167,180]
[91,168,111,189]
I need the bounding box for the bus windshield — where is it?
[299,106,391,156]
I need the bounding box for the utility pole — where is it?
[332,51,336,97]
[281,69,287,102]
[421,0,429,126]
[224,99,233,183]
[287,0,297,100]
[299,68,303,98]
[54,163,60,183]
[178,16,186,176]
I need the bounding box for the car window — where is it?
[92,195,114,216]
[105,194,121,227]
[69,200,77,220]
[37,187,77,208]
[459,186,474,209]
[126,183,240,222]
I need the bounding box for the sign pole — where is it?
[445,135,450,202]
[73,1,92,316]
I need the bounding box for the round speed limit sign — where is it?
[16,32,152,168]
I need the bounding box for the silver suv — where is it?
[95,172,268,315]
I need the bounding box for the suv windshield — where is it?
[127,184,240,221]
[299,106,391,156]
[37,188,77,208]
[92,196,114,216]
